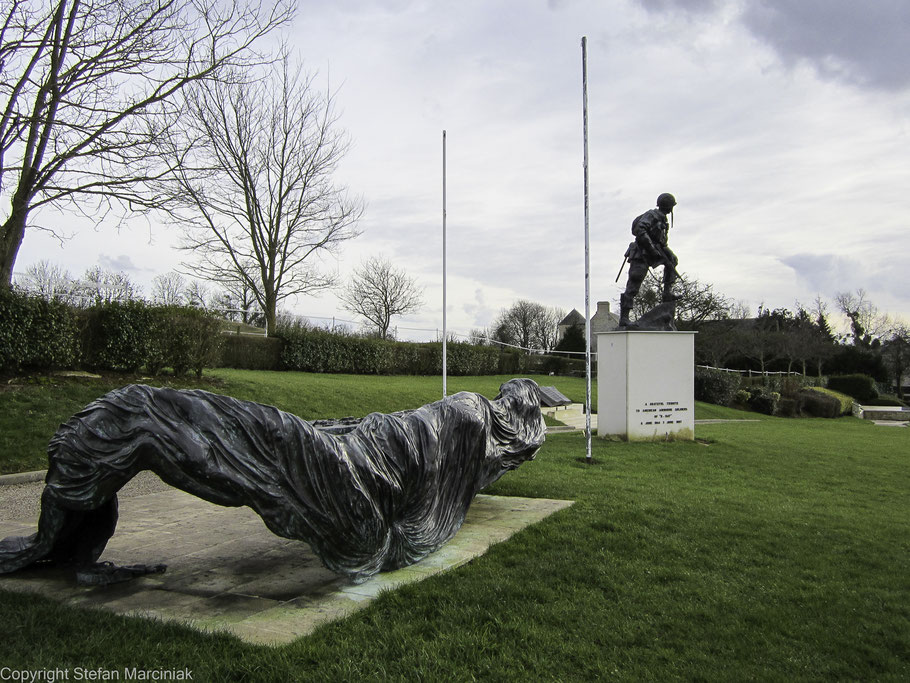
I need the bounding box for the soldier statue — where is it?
[618,192,680,329]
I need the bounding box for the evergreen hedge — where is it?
[827,374,879,403]
[694,366,742,406]
[275,325,507,375]
[0,288,80,372]
[0,292,223,377]
[220,334,283,370]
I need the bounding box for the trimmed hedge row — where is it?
[81,302,223,377]
[0,290,223,377]
[276,325,507,375]
[273,324,592,376]
[0,288,80,371]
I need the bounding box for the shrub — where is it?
[0,288,80,372]
[157,307,224,378]
[799,387,853,417]
[827,374,878,402]
[694,367,742,406]
[220,334,283,370]
[776,397,800,417]
[749,390,780,415]
[82,301,223,377]
[733,389,751,405]
[798,389,840,418]
[276,324,506,376]
[81,300,155,372]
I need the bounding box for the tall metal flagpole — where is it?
[442,130,447,398]
[581,37,593,463]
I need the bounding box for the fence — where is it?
[697,364,803,378]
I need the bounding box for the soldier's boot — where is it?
[619,293,635,329]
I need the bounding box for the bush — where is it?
[81,300,155,372]
[82,301,223,376]
[798,387,853,417]
[827,374,878,402]
[220,334,283,370]
[798,389,840,418]
[0,288,80,372]
[733,389,751,405]
[777,397,800,417]
[748,390,780,415]
[276,323,505,376]
[694,367,743,406]
[157,307,224,378]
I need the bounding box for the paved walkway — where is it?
[0,486,572,646]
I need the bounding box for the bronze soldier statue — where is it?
[618,192,679,329]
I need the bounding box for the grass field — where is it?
[0,370,907,680]
[0,369,593,475]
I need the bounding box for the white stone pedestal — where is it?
[596,331,696,441]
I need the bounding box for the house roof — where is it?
[559,309,585,327]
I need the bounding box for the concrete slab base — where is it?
[0,489,572,646]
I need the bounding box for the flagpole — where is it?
[582,37,592,463]
[442,130,448,398]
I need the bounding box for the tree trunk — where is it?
[265,304,277,337]
[0,199,29,287]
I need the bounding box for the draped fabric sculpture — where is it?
[0,379,545,582]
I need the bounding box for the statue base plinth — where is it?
[596,330,695,441]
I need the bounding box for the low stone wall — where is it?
[855,404,910,421]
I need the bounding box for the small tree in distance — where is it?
[492,300,564,351]
[339,256,424,339]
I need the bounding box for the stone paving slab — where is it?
[0,488,573,646]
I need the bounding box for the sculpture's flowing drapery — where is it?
[0,379,545,581]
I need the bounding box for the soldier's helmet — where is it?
[656,193,677,211]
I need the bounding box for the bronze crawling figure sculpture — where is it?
[0,379,545,583]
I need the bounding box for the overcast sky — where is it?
[18,0,910,341]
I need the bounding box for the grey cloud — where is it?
[781,253,910,304]
[779,253,863,294]
[741,0,910,90]
[639,0,719,15]
[98,253,143,273]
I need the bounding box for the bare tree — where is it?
[150,272,186,306]
[631,271,732,325]
[220,261,263,325]
[77,266,138,304]
[183,279,212,309]
[0,0,293,286]
[16,259,77,301]
[338,256,424,339]
[835,289,892,348]
[161,55,362,335]
[492,300,564,351]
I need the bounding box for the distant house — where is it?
[557,309,586,342]
[557,302,620,349]
[591,301,620,336]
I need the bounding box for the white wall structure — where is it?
[597,331,696,441]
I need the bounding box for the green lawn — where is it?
[0,371,908,680]
[0,370,594,475]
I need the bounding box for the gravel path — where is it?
[0,470,171,522]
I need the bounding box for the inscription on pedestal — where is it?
[634,400,690,426]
